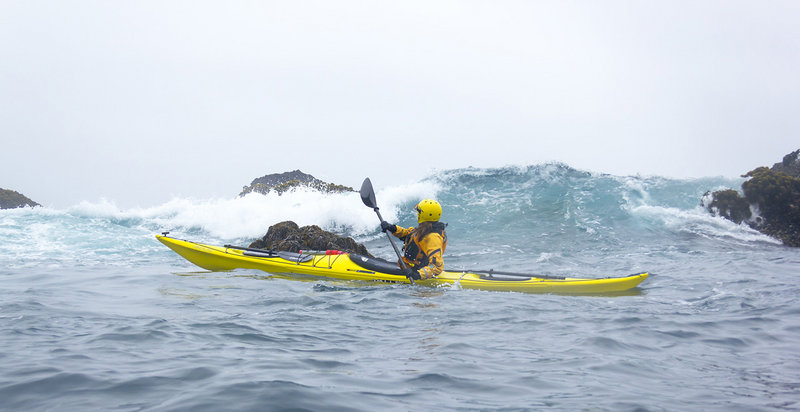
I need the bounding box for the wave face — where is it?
[0,163,768,270]
[2,164,799,411]
[427,163,773,273]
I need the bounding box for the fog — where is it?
[2,1,798,207]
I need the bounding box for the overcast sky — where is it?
[2,1,798,208]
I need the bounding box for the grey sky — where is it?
[2,1,798,208]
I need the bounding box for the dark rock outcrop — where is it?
[771,149,800,178]
[704,189,751,224]
[239,170,355,197]
[0,188,40,209]
[249,221,372,257]
[704,150,800,247]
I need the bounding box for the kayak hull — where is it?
[156,235,648,294]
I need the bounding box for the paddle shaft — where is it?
[452,268,565,280]
[372,207,409,272]
[360,177,414,283]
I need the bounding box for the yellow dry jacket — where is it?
[391,222,447,279]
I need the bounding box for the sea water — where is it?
[1,164,798,411]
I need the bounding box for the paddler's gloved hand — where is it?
[380,221,396,233]
[402,267,421,280]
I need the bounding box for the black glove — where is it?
[380,221,396,233]
[402,267,421,280]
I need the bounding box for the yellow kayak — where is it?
[156,234,648,294]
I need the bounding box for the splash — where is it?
[0,164,782,270]
[0,182,441,267]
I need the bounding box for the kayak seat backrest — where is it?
[349,254,404,276]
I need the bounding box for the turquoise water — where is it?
[2,164,799,411]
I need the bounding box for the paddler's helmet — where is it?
[415,199,442,223]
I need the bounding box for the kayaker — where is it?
[380,199,447,280]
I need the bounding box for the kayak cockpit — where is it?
[348,253,404,275]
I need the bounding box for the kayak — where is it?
[156,234,648,294]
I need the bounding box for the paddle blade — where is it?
[360,178,378,209]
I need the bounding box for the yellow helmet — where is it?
[415,199,442,223]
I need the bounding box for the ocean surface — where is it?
[2,164,799,411]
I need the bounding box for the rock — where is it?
[703,189,751,224]
[771,149,800,178]
[0,188,40,209]
[239,170,355,197]
[248,221,373,257]
[740,166,800,246]
[704,149,800,247]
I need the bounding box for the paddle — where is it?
[359,178,414,283]
[450,268,566,280]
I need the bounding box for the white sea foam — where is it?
[0,182,441,267]
[605,173,777,244]
[0,166,780,270]
[629,203,780,245]
[64,182,441,240]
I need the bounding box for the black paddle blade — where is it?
[360,178,378,209]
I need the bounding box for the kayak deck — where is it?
[156,234,648,294]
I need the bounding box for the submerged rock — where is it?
[239,170,355,197]
[0,188,40,209]
[704,149,800,247]
[249,221,372,257]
